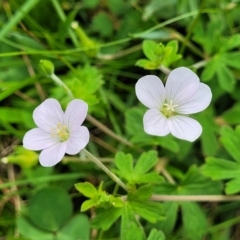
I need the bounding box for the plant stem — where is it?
[50,73,74,99]
[82,149,128,192]
[150,195,240,202]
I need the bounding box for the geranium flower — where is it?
[135,67,212,142]
[23,99,89,167]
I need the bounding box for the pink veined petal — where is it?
[33,98,64,133]
[39,142,66,167]
[66,126,90,154]
[176,83,212,114]
[135,75,166,109]
[143,109,170,136]
[165,67,200,106]
[64,99,88,131]
[168,115,202,142]
[23,128,58,150]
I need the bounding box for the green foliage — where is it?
[2,1,240,239]
[114,151,164,186]
[17,187,90,240]
[136,40,182,69]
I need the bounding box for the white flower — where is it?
[135,67,212,142]
[23,98,90,167]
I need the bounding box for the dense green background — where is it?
[1,0,240,239]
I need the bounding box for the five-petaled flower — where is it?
[135,67,212,142]
[23,98,90,167]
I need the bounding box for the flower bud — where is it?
[39,60,55,77]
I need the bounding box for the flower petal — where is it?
[23,128,57,150]
[143,109,170,136]
[66,126,90,154]
[135,75,166,109]
[168,115,202,142]
[33,98,64,133]
[64,99,88,131]
[176,83,212,114]
[165,67,200,106]
[39,142,66,167]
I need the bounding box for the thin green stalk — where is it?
[131,10,198,38]
[180,0,207,55]
[0,0,41,40]
[207,216,240,233]
[50,73,74,99]
[83,149,128,192]
[50,0,78,47]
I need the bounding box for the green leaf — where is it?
[143,40,157,61]
[121,204,145,240]
[17,216,54,240]
[147,229,165,240]
[130,201,164,223]
[220,126,240,162]
[216,63,235,92]
[221,34,240,51]
[181,202,208,240]
[28,187,73,232]
[197,109,219,156]
[135,59,158,70]
[201,157,240,180]
[57,214,90,240]
[134,172,163,184]
[225,177,240,194]
[74,182,98,198]
[179,165,223,195]
[221,52,240,70]
[155,202,178,235]
[91,207,123,230]
[81,199,96,212]
[128,184,153,202]
[222,103,240,124]
[201,59,218,82]
[91,12,113,37]
[114,152,133,182]
[134,151,158,176]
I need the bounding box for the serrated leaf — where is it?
[197,109,219,156]
[134,151,158,176]
[155,202,178,235]
[220,126,240,162]
[91,207,122,230]
[216,63,235,92]
[114,152,133,182]
[181,202,208,240]
[121,204,145,240]
[225,177,240,194]
[201,157,240,180]
[128,184,153,202]
[147,229,165,240]
[179,165,223,195]
[130,201,164,223]
[75,182,98,198]
[222,103,240,124]
[134,172,164,184]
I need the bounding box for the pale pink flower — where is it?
[135,67,212,142]
[23,99,89,166]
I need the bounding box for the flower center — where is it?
[161,100,178,118]
[52,123,69,142]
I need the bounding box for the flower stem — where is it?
[82,149,128,192]
[50,73,74,99]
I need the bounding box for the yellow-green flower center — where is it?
[52,123,69,142]
[161,100,178,118]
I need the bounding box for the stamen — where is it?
[161,100,178,118]
[51,123,69,142]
